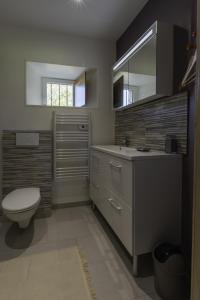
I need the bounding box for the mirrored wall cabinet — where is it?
[113,21,175,110]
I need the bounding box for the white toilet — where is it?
[2,187,41,229]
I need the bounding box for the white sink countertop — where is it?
[91,145,182,160]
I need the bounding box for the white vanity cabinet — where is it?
[90,146,182,273]
[90,150,133,253]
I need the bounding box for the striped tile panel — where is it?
[115,92,188,154]
[3,131,53,210]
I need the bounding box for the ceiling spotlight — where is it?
[73,0,84,4]
[67,0,86,8]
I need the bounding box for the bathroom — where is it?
[0,0,199,299]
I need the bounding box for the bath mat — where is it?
[0,246,97,300]
[72,246,97,300]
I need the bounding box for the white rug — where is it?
[0,246,96,300]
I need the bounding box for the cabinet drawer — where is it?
[106,192,132,255]
[90,150,133,255]
[104,154,133,208]
[90,150,133,208]
[91,186,133,255]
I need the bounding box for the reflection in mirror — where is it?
[113,61,129,108]
[113,35,157,109]
[26,62,97,108]
[129,36,156,103]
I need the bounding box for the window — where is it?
[123,85,138,106]
[43,78,74,107]
[123,89,134,106]
[47,82,73,107]
[26,62,98,107]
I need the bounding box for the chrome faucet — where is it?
[122,136,130,147]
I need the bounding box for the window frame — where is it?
[123,84,139,106]
[42,77,75,107]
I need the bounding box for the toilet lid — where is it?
[2,188,40,212]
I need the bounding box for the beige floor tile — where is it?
[118,272,146,299]
[55,237,77,251]
[54,207,85,223]
[56,219,91,240]
[31,218,49,246]
[87,260,120,294]
[92,285,126,300]
[76,235,106,264]
[0,207,160,300]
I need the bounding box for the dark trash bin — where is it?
[153,243,186,300]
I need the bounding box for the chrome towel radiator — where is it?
[54,113,91,182]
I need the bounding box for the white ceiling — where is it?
[0,0,148,40]
[114,71,155,86]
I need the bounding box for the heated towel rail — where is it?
[54,113,91,182]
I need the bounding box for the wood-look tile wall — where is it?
[115,92,188,154]
[3,131,53,212]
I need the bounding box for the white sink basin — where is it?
[95,145,137,154]
[91,145,178,160]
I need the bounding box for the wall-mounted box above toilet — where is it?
[16,132,39,147]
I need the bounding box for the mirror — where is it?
[113,21,174,110]
[113,37,156,109]
[26,62,98,108]
[113,61,129,108]
[128,36,156,103]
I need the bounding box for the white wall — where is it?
[0,26,115,204]
[0,26,115,141]
[138,81,156,100]
[26,62,88,106]
[26,62,42,105]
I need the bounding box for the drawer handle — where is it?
[107,198,122,211]
[109,161,122,170]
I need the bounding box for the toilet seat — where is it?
[3,202,39,214]
[2,188,40,213]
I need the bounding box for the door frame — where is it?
[191,0,200,298]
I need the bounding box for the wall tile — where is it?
[3,131,52,210]
[115,92,188,154]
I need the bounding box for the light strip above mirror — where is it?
[113,22,157,72]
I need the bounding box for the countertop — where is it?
[91,145,182,161]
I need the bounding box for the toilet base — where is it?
[3,203,40,230]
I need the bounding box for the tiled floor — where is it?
[0,206,161,300]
